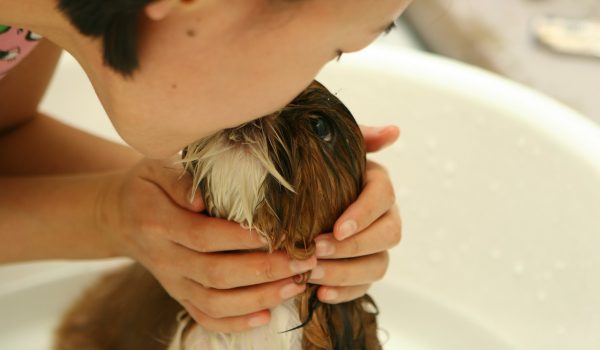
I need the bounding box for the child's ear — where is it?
[144,0,179,21]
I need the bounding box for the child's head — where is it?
[56,0,410,157]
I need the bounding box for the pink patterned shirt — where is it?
[0,25,42,80]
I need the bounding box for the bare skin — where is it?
[0,0,407,332]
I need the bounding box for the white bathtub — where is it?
[1,43,599,350]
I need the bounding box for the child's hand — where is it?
[97,158,317,332]
[360,125,401,152]
[308,125,402,303]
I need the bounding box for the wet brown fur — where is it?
[55,81,380,350]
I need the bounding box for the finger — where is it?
[333,161,396,240]
[183,277,306,319]
[359,125,400,153]
[139,158,204,212]
[182,301,271,333]
[308,251,388,286]
[165,210,268,252]
[316,284,372,304]
[315,206,401,259]
[177,247,316,288]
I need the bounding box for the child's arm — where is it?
[0,39,140,175]
[0,40,140,261]
[0,39,296,331]
[0,172,118,262]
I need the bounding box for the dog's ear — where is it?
[299,290,381,350]
[253,123,336,259]
[253,173,293,255]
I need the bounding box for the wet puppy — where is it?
[55,81,380,350]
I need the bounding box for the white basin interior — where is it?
[318,45,600,350]
[1,43,599,350]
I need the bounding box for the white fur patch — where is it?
[167,300,302,350]
[194,136,268,228]
[174,130,303,350]
[182,130,293,233]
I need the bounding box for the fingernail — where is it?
[248,314,269,328]
[280,283,305,299]
[290,259,315,274]
[337,220,357,240]
[316,240,335,257]
[374,126,387,134]
[294,273,310,284]
[309,266,325,281]
[323,288,339,301]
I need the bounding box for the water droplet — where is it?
[377,328,391,344]
[554,260,568,270]
[426,137,438,150]
[428,250,443,263]
[361,300,378,314]
[397,187,411,199]
[536,290,548,301]
[417,208,431,220]
[426,156,439,167]
[434,229,447,239]
[516,136,527,149]
[442,179,454,189]
[490,249,502,259]
[513,262,525,275]
[489,182,501,193]
[444,161,457,175]
[540,270,554,281]
[475,115,486,125]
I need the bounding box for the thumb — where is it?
[360,125,401,153]
[138,158,204,212]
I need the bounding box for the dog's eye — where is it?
[310,117,333,142]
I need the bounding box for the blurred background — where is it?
[383,0,600,125]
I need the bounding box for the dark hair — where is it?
[57,0,153,76]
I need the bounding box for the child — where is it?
[0,0,407,333]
